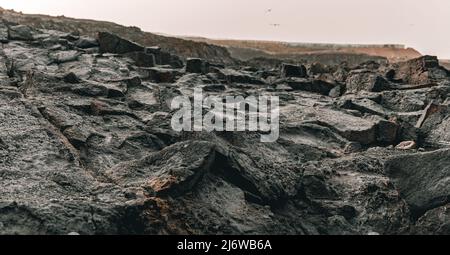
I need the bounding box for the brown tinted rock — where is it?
[346,70,391,93]
[392,55,448,84]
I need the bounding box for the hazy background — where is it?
[1,0,449,58]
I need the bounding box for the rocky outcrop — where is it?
[185,58,209,74]
[345,70,391,93]
[389,56,449,85]
[279,77,337,95]
[98,32,144,54]
[281,63,308,78]
[7,24,34,41]
[385,150,450,218]
[0,15,449,235]
[0,7,235,64]
[98,32,180,68]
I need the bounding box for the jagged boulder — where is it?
[284,104,401,145]
[142,67,181,83]
[107,141,216,196]
[216,68,264,84]
[0,22,8,43]
[391,55,448,84]
[283,78,337,95]
[185,58,209,74]
[125,51,155,67]
[309,62,331,75]
[413,204,450,235]
[49,50,81,64]
[63,72,81,84]
[7,25,34,41]
[375,119,399,144]
[384,149,450,217]
[281,63,308,78]
[421,105,450,147]
[145,46,183,68]
[98,32,144,54]
[346,70,391,93]
[75,36,98,49]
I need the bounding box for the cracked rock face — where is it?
[0,18,449,235]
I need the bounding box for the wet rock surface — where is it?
[0,19,449,235]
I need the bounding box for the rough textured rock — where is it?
[125,51,155,67]
[391,55,448,85]
[7,25,34,41]
[309,62,331,75]
[346,70,391,93]
[385,150,450,218]
[413,204,450,234]
[98,32,144,54]
[281,78,337,95]
[216,68,264,84]
[0,14,449,235]
[185,58,209,74]
[0,8,235,64]
[145,46,184,68]
[75,36,99,49]
[107,141,216,196]
[0,22,8,43]
[281,63,308,78]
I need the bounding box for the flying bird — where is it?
[270,23,281,27]
[266,9,272,13]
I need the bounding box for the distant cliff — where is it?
[184,37,422,63]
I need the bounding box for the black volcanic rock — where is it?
[345,69,391,93]
[63,72,81,84]
[215,68,264,84]
[145,46,182,67]
[309,62,331,75]
[186,58,209,74]
[282,77,337,95]
[98,31,144,54]
[75,36,99,49]
[391,55,448,84]
[0,15,449,235]
[0,22,8,43]
[7,24,34,41]
[281,63,308,78]
[385,149,450,218]
[125,51,155,67]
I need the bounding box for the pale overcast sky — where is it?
[1,0,449,58]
